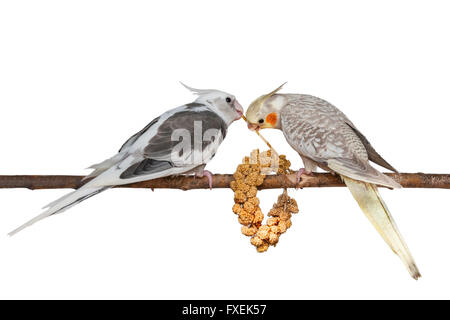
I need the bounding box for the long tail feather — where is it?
[9,185,109,236]
[342,176,421,279]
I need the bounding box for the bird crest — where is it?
[246,83,286,117]
[180,82,218,96]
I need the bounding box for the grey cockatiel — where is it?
[245,84,420,279]
[9,84,243,235]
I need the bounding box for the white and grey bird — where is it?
[9,84,244,235]
[245,84,420,279]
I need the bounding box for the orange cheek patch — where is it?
[265,113,278,126]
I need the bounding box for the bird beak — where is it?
[233,100,244,120]
[247,123,260,131]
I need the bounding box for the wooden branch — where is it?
[0,173,449,190]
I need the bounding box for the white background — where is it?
[0,0,449,299]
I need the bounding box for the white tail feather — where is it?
[342,176,421,279]
[9,185,109,236]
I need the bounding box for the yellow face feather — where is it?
[245,83,286,129]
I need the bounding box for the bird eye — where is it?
[225,97,232,103]
[258,119,264,124]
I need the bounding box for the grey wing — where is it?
[84,115,163,180]
[118,116,161,153]
[119,109,227,179]
[281,98,400,188]
[346,123,398,173]
[280,97,361,165]
[282,95,398,172]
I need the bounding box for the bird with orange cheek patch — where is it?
[245,84,420,280]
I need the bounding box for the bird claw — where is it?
[195,169,213,190]
[295,168,312,188]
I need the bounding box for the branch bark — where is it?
[0,173,449,190]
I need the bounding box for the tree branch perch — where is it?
[0,173,449,190]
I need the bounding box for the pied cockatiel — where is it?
[245,84,420,279]
[10,84,243,235]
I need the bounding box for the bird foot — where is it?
[195,169,213,190]
[296,168,312,187]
